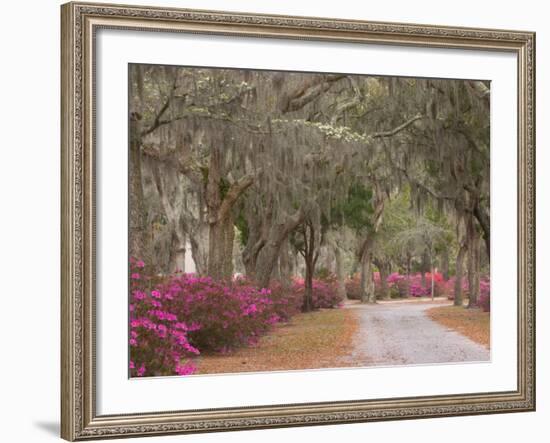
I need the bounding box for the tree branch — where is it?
[141,75,178,137]
[282,75,346,113]
[373,114,424,138]
[218,171,260,221]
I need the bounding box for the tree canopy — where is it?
[129,64,490,310]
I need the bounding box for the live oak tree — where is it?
[129,64,489,311]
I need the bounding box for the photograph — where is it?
[128,64,491,378]
[56,1,536,440]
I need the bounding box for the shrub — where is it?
[159,275,277,353]
[477,277,491,312]
[266,280,303,320]
[311,277,344,308]
[293,275,343,309]
[477,293,490,312]
[345,271,445,300]
[444,277,468,301]
[345,274,361,300]
[444,275,490,310]
[129,258,199,377]
[128,261,366,377]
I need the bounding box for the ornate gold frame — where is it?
[61,2,536,440]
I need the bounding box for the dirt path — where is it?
[342,299,490,367]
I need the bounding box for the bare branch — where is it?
[373,114,424,138]
[282,75,345,113]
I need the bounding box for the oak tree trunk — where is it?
[334,245,347,300]
[421,250,429,289]
[208,215,234,280]
[441,248,450,281]
[467,219,481,308]
[379,261,390,300]
[256,209,305,288]
[454,240,468,307]
[190,223,209,276]
[360,252,375,303]
[279,239,292,289]
[206,149,255,280]
[129,113,150,264]
[359,237,376,304]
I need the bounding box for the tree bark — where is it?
[374,259,390,300]
[299,219,321,312]
[302,224,315,312]
[440,248,450,280]
[150,162,188,275]
[358,187,385,304]
[420,250,429,289]
[359,236,376,304]
[454,240,468,307]
[360,249,375,304]
[334,245,347,300]
[189,223,209,275]
[473,205,490,261]
[241,197,273,278]
[129,112,150,264]
[208,215,235,280]
[279,239,292,289]
[406,253,412,297]
[467,219,481,308]
[206,149,255,280]
[242,226,263,277]
[256,208,305,288]
[430,255,435,301]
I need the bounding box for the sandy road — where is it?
[342,300,490,367]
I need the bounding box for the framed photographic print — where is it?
[61,1,536,440]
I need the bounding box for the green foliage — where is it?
[314,267,331,280]
[235,208,250,247]
[218,177,230,200]
[331,183,375,233]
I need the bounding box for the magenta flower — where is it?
[157,324,167,338]
[175,361,196,376]
[132,290,146,300]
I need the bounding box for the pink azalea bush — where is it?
[159,275,281,352]
[445,275,490,311]
[129,258,199,377]
[403,272,445,297]
[130,261,343,376]
[346,271,445,300]
[292,275,344,309]
[264,280,303,321]
[477,277,491,312]
[344,274,361,300]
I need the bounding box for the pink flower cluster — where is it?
[129,260,345,377]
[157,275,280,353]
[445,276,491,311]
[129,257,199,378]
[391,272,445,297]
[158,274,342,353]
[346,271,469,300]
[444,275,490,299]
[291,276,344,309]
